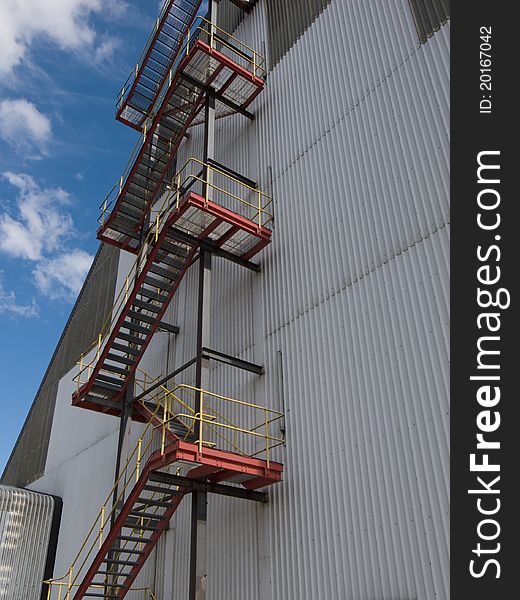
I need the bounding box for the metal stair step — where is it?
[143,484,181,495]
[111,342,140,355]
[161,240,191,257]
[102,362,131,376]
[106,353,136,366]
[148,263,179,281]
[138,287,168,302]
[127,309,158,325]
[118,203,142,221]
[128,510,164,520]
[132,298,162,313]
[92,380,122,393]
[123,520,160,531]
[110,546,146,554]
[144,275,173,291]
[155,252,186,270]
[110,219,139,239]
[117,534,152,543]
[91,581,127,588]
[122,194,146,210]
[136,497,172,508]
[83,594,120,598]
[122,320,152,335]
[115,331,145,345]
[104,558,140,567]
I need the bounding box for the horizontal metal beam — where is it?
[206,158,257,188]
[179,72,255,121]
[157,322,180,334]
[132,357,197,404]
[168,227,261,272]
[149,471,268,503]
[201,347,264,375]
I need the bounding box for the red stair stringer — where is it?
[73,451,188,600]
[72,240,198,413]
[73,439,282,599]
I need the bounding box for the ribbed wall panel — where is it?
[164,1,450,597]
[0,486,56,600]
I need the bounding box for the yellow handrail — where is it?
[44,581,156,600]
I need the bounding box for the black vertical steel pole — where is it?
[189,2,217,596]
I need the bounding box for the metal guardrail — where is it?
[117,15,266,113]
[104,16,266,228]
[47,371,283,598]
[76,157,272,392]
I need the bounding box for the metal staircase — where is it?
[46,5,284,599]
[73,158,273,418]
[46,384,284,599]
[117,0,203,130]
[100,18,266,253]
[73,457,188,599]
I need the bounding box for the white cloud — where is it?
[93,37,121,64]
[0,99,52,156]
[34,250,93,300]
[0,172,72,260]
[0,0,127,75]
[0,276,39,318]
[0,172,94,302]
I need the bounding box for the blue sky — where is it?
[0,0,167,473]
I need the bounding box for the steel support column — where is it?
[189,3,217,593]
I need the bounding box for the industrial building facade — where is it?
[1,1,450,599]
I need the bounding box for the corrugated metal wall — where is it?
[166,0,450,597]
[0,485,56,599]
[20,0,450,597]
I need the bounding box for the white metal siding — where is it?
[0,485,55,600]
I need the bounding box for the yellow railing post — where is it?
[258,189,262,228]
[99,506,105,549]
[78,354,83,391]
[135,63,139,77]
[253,51,257,77]
[125,276,129,303]
[161,399,167,455]
[199,390,204,455]
[205,163,210,203]
[136,438,143,482]
[65,567,72,600]
[187,26,191,53]
[155,214,159,242]
[119,175,123,194]
[265,410,270,469]
[96,334,102,362]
